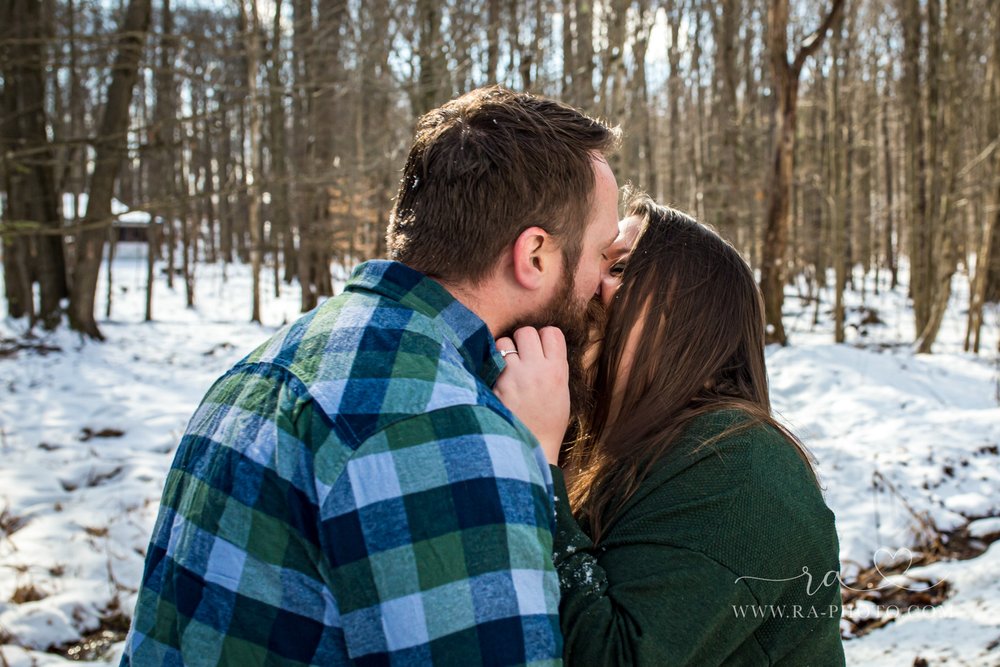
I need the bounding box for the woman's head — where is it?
[594,191,770,433]
[568,190,814,541]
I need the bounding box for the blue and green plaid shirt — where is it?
[123,260,563,666]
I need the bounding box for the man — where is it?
[122,86,620,666]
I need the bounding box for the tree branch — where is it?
[792,0,846,76]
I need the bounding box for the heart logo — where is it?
[872,546,915,579]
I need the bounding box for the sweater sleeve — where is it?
[550,465,767,666]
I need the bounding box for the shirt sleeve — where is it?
[550,466,764,666]
[316,404,564,666]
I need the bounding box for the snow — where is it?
[62,194,129,220]
[773,265,1000,665]
[115,210,152,225]
[840,540,1000,665]
[61,193,152,225]
[968,517,1000,540]
[0,257,309,666]
[0,255,998,665]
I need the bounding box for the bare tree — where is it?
[914,0,962,353]
[710,0,741,242]
[574,0,596,112]
[0,0,68,329]
[1,0,996,359]
[68,0,152,339]
[759,0,845,345]
[239,0,264,322]
[964,0,998,353]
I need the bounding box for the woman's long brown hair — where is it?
[565,191,817,544]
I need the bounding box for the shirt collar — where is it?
[345,260,506,386]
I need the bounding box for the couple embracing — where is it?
[122,87,845,666]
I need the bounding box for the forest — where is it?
[1,0,998,351]
[2,2,1000,664]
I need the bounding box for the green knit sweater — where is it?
[552,410,845,666]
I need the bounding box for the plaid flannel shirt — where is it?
[123,260,563,666]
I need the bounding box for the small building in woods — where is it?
[62,193,162,244]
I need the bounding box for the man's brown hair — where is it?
[387,86,620,283]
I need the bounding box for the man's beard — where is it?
[501,278,602,420]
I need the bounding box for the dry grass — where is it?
[78,427,125,442]
[10,583,46,604]
[51,599,131,662]
[0,338,62,359]
[841,514,1000,638]
[83,526,109,538]
[0,505,28,539]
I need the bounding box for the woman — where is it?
[496,192,845,665]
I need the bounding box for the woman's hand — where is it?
[493,326,570,466]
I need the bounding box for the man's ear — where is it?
[511,226,559,290]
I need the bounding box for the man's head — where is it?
[387,86,621,339]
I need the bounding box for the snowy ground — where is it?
[0,250,998,666]
[777,269,1000,665]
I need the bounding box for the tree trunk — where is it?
[829,18,846,343]
[689,5,706,220]
[712,0,740,242]
[487,0,501,84]
[760,0,844,346]
[292,0,315,311]
[265,0,294,284]
[633,0,656,192]
[916,0,961,353]
[665,0,683,204]
[986,201,1000,303]
[603,0,627,177]
[241,0,263,323]
[881,90,898,289]
[898,0,930,328]
[741,8,761,264]
[0,0,68,329]
[219,106,235,266]
[235,104,250,264]
[360,0,392,260]
[561,0,574,98]
[296,0,344,311]
[574,0,595,112]
[415,0,443,116]
[105,226,116,318]
[761,86,799,346]
[144,221,157,321]
[69,0,152,340]
[180,133,195,308]
[154,0,179,291]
